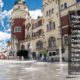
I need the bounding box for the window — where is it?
[52,8,54,14]
[36,41,43,50]
[14,27,21,32]
[46,11,48,16]
[53,22,55,29]
[47,24,49,31]
[46,8,54,17]
[61,4,64,10]
[49,21,52,30]
[38,20,42,26]
[49,10,51,16]
[48,37,56,47]
[49,52,52,56]
[64,3,67,9]
[47,21,55,32]
[64,36,69,45]
[52,52,56,56]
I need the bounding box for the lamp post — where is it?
[12,38,18,58]
[29,42,33,52]
[57,0,64,65]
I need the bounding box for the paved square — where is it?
[0,60,80,80]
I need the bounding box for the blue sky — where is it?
[2,0,42,10]
[0,0,42,48]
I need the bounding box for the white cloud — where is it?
[29,9,43,19]
[1,9,13,19]
[6,24,11,32]
[0,9,13,32]
[0,31,11,41]
[7,28,11,32]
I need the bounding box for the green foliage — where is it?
[42,49,48,55]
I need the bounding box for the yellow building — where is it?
[60,0,80,53]
[11,0,80,56]
[31,17,44,52]
[21,17,44,53]
[42,0,61,55]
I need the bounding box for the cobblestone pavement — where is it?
[0,60,80,80]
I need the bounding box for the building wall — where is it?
[23,17,44,52]
[60,0,80,49]
[43,0,61,52]
[12,18,25,40]
[11,0,80,55]
[60,0,80,38]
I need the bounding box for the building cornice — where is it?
[11,8,28,14]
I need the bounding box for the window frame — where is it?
[14,26,21,32]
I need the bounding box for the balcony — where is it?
[32,29,44,40]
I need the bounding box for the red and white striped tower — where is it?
[11,0,29,56]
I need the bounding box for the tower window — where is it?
[14,27,21,32]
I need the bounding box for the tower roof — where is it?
[11,0,29,19]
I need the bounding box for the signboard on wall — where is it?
[68,10,80,75]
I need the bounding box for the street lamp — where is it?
[12,37,18,57]
[29,42,33,52]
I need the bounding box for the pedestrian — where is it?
[43,54,47,61]
[39,53,42,60]
[32,52,36,60]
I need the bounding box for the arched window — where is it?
[21,45,25,50]
[48,37,56,47]
[36,41,43,50]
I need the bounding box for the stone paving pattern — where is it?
[0,60,80,80]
